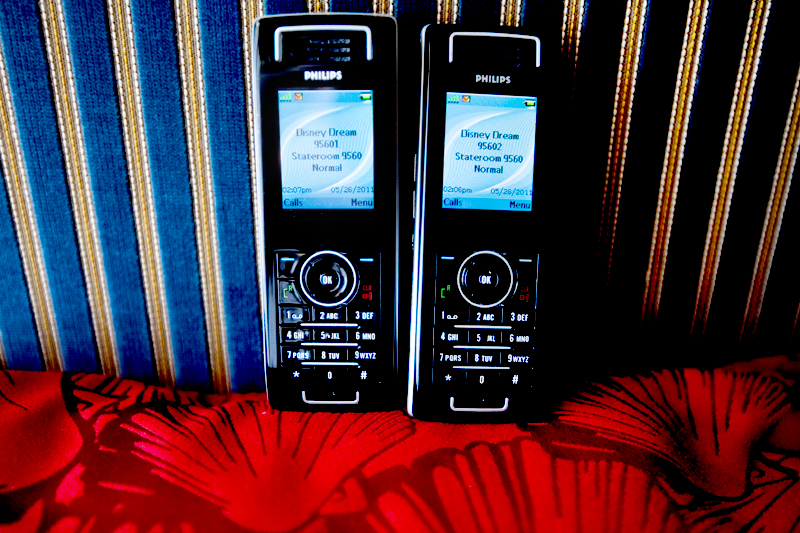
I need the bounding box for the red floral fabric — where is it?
[1,356,798,532]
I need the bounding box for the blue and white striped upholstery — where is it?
[0,0,797,392]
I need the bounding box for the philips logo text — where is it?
[304,71,343,81]
[475,74,511,84]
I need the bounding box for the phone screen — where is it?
[278,89,375,209]
[441,92,536,211]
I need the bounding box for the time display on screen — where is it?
[442,93,537,212]
[278,89,374,209]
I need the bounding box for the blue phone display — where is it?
[278,89,374,209]
[442,93,536,212]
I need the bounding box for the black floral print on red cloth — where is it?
[324,435,688,533]
[557,369,791,497]
[122,403,415,532]
[681,450,800,533]
[1,359,798,532]
[0,372,263,533]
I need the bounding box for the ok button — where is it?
[458,251,514,308]
[299,251,358,307]
[318,271,339,287]
[473,271,500,289]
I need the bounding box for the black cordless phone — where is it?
[408,26,553,421]
[254,14,399,411]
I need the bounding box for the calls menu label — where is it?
[442,93,537,212]
[278,90,375,210]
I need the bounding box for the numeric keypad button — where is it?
[440,368,466,390]
[438,329,465,344]
[304,368,357,403]
[435,306,465,324]
[484,331,503,344]
[469,308,502,324]
[354,330,378,343]
[352,309,377,323]
[503,351,533,367]
[315,308,346,322]
[469,331,502,344]
[281,327,311,343]
[316,349,348,362]
[465,369,500,390]
[352,349,377,362]
[283,347,312,363]
[314,329,347,342]
[507,311,532,324]
[467,350,501,366]
[507,371,526,388]
[436,349,467,365]
[280,307,308,324]
[506,332,532,346]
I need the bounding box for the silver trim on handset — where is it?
[407,24,432,417]
[253,18,270,402]
[448,32,540,66]
[274,25,374,62]
[449,397,510,412]
[302,391,360,404]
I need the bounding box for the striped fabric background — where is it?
[0,0,796,392]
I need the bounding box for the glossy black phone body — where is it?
[254,14,398,411]
[409,25,554,422]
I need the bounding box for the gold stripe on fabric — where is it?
[741,64,800,338]
[500,0,522,27]
[175,0,231,393]
[241,0,263,358]
[692,0,771,334]
[39,0,119,374]
[597,0,648,281]
[241,0,262,231]
[642,0,710,324]
[437,0,458,24]
[107,0,176,386]
[561,0,586,73]
[0,42,63,370]
[373,0,393,15]
[307,0,329,12]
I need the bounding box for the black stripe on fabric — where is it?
[332,0,373,12]
[551,0,634,377]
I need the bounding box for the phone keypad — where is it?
[274,251,380,405]
[433,252,536,412]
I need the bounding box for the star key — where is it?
[445,374,451,381]
[293,371,300,377]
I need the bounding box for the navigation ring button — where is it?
[457,251,514,308]
[299,251,359,308]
